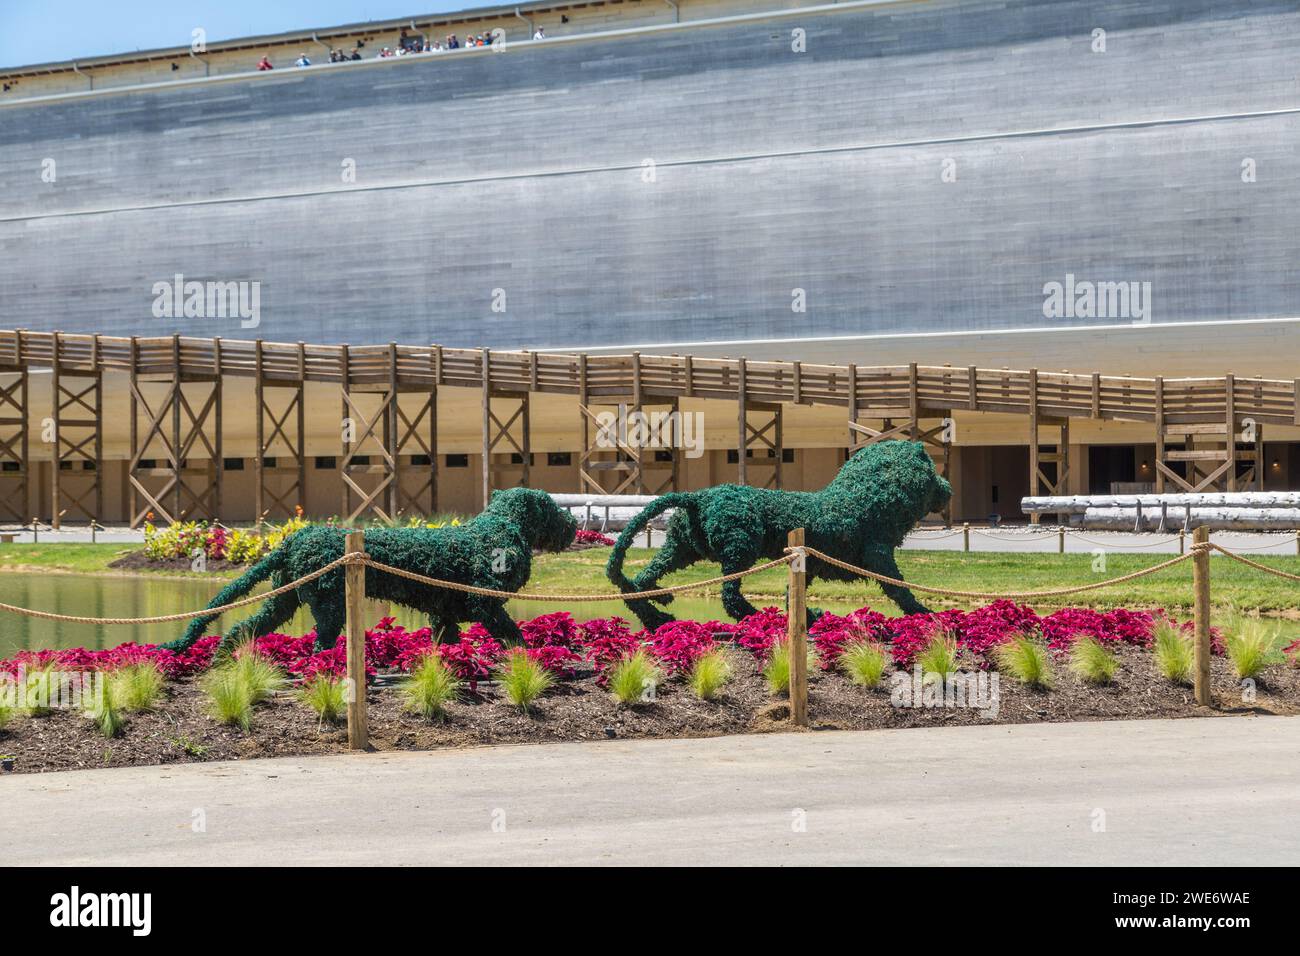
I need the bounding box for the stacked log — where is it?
[1022,494,1300,530]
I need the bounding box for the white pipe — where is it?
[70,62,92,90]
[188,48,210,77]
[664,0,681,23]
[515,7,534,37]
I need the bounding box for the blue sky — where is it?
[0,1,474,68]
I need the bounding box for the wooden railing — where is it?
[2,329,1297,426]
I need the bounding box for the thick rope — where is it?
[356,554,795,601]
[796,544,1203,601]
[1206,543,1300,583]
[0,552,795,624]
[0,554,353,625]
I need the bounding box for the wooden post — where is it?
[786,527,809,727]
[963,522,970,552]
[1191,526,1212,707]
[1058,528,1065,553]
[1295,530,1299,557]
[1179,529,1186,555]
[345,530,369,749]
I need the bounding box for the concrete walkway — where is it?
[5,716,1298,865]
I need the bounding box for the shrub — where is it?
[840,639,889,688]
[762,640,819,695]
[688,649,732,700]
[1224,615,1284,681]
[1152,620,1194,684]
[89,692,125,739]
[1068,635,1119,685]
[917,631,959,679]
[608,650,663,705]
[201,667,254,730]
[299,674,347,724]
[402,653,461,719]
[995,634,1054,689]
[497,649,552,711]
[19,662,57,717]
[107,662,165,712]
[231,641,286,703]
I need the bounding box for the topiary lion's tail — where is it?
[605,492,692,593]
[161,547,288,652]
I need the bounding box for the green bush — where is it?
[231,641,285,704]
[1068,635,1119,685]
[1152,621,1194,684]
[840,639,890,688]
[687,649,732,700]
[401,653,461,719]
[200,666,254,730]
[917,630,959,679]
[299,674,347,724]
[89,693,126,739]
[107,662,166,713]
[608,650,663,705]
[763,640,819,695]
[995,634,1054,689]
[19,663,56,717]
[497,649,552,711]
[1224,615,1285,681]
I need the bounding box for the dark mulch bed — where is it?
[107,552,249,574]
[2,646,1297,775]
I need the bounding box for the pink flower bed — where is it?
[573,530,616,547]
[0,602,1215,685]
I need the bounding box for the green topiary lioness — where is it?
[163,488,576,654]
[607,440,951,630]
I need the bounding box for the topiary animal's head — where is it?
[834,440,951,539]
[487,487,578,552]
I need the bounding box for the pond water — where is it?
[0,571,870,658]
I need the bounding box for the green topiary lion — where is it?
[163,487,576,655]
[606,440,951,630]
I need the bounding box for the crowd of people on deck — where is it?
[257,26,547,70]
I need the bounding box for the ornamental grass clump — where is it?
[1152,620,1194,685]
[763,640,819,695]
[299,674,347,725]
[1224,615,1284,681]
[995,633,1054,689]
[497,648,552,711]
[402,652,460,720]
[916,630,959,679]
[89,690,125,739]
[201,666,254,730]
[608,649,663,705]
[687,649,732,700]
[106,662,165,713]
[1068,635,1119,685]
[839,639,889,689]
[231,641,286,704]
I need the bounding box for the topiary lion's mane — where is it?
[163,487,576,654]
[607,440,951,630]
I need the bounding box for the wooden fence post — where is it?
[1179,529,1186,555]
[1058,528,1065,553]
[963,522,970,552]
[1191,526,1212,707]
[345,530,370,749]
[787,527,809,727]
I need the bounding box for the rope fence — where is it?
[2,526,1297,742]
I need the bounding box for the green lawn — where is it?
[4,542,1296,614]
